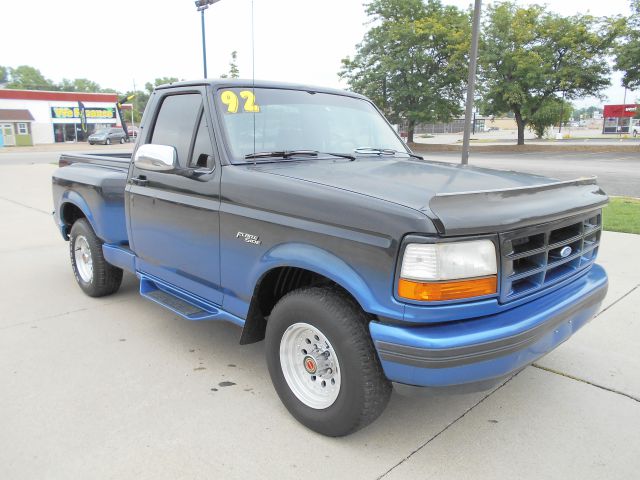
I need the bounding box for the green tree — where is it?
[572,105,602,121]
[144,77,181,95]
[221,51,240,78]
[0,66,7,84]
[615,1,640,89]
[479,3,617,145]
[119,90,149,124]
[529,99,573,138]
[59,78,102,92]
[340,0,470,143]
[6,65,57,90]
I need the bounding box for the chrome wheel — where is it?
[74,235,93,283]
[280,322,341,409]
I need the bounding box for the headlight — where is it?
[398,239,497,301]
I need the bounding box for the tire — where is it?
[69,218,123,297]
[89,141,94,145]
[120,137,125,144]
[106,138,111,145]
[265,287,392,436]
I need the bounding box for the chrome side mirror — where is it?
[134,144,177,172]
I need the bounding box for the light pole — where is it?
[194,0,221,79]
[461,0,482,165]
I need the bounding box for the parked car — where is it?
[88,128,127,145]
[127,126,139,138]
[52,80,608,437]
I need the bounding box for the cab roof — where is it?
[154,79,367,100]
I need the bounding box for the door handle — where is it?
[130,175,149,186]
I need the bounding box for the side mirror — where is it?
[134,144,177,172]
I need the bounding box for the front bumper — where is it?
[370,264,608,388]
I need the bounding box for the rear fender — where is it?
[59,190,97,239]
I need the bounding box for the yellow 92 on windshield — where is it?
[219,90,260,113]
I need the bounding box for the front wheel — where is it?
[265,287,392,436]
[69,218,123,297]
[105,138,111,145]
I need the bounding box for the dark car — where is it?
[88,128,127,145]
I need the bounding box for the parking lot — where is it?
[1,159,639,479]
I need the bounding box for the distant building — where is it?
[602,104,638,134]
[0,109,35,146]
[0,89,125,145]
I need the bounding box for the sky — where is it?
[1,0,635,107]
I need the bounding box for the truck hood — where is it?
[253,157,608,235]
[252,157,552,209]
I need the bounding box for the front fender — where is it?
[248,242,383,316]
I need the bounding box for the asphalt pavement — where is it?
[421,151,640,197]
[0,163,639,479]
[1,146,637,196]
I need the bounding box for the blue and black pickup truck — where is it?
[52,80,608,436]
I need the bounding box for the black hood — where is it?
[251,156,607,235]
[252,156,555,211]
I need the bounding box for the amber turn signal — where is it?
[398,276,497,301]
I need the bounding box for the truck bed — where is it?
[58,152,131,170]
[52,152,130,245]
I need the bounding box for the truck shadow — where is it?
[116,273,493,446]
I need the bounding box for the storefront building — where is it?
[602,104,639,134]
[0,89,123,145]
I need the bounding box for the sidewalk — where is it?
[411,130,640,152]
[0,163,638,479]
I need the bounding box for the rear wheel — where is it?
[119,137,125,144]
[69,218,123,297]
[265,287,391,436]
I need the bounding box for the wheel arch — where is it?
[58,191,97,240]
[240,243,377,345]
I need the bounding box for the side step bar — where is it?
[139,275,244,326]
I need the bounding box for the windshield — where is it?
[215,87,407,162]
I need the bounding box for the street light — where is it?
[194,0,221,79]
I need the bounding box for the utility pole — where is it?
[461,0,482,165]
[194,0,222,79]
[558,90,565,134]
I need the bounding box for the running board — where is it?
[139,275,244,326]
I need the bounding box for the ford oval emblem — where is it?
[560,246,573,258]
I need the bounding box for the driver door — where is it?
[125,88,223,305]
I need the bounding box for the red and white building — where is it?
[0,89,126,145]
[602,104,639,134]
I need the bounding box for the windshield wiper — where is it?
[354,147,423,160]
[244,150,355,161]
[244,150,318,160]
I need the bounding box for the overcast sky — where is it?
[2,0,635,106]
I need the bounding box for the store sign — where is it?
[50,106,116,120]
[603,104,638,118]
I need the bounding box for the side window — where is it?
[150,93,202,166]
[189,111,215,169]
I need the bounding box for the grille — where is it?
[499,211,601,303]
